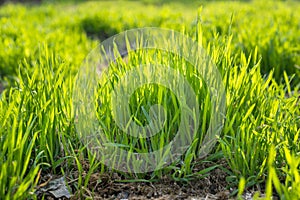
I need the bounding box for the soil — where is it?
[39,159,235,200]
[70,170,231,200]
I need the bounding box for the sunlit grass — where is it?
[0,0,299,199]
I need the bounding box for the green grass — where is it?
[0,0,299,199]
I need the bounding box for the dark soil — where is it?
[38,159,234,200]
[36,157,273,200]
[70,169,231,200]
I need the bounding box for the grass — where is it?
[0,0,299,199]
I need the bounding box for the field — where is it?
[0,0,300,199]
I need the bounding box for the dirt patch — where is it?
[37,158,271,199]
[65,160,231,200]
[72,173,231,200]
[37,159,232,199]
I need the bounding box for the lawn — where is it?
[0,0,299,199]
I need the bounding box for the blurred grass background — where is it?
[0,0,299,85]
